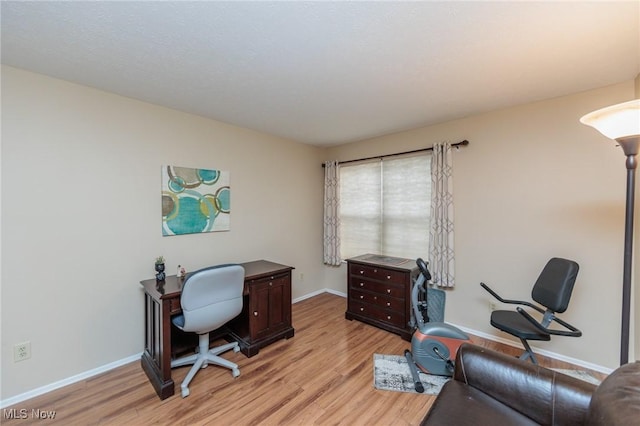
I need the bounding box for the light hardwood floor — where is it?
[3,293,605,425]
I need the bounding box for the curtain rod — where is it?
[322,139,469,167]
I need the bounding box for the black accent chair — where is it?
[480,257,582,364]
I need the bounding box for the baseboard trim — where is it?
[292,288,346,303]
[1,288,612,408]
[292,288,326,303]
[452,324,614,375]
[0,353,142,409]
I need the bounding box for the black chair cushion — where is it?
[490,310,550,341]
[531,257,578,313]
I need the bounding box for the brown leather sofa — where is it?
[421,343,640,426]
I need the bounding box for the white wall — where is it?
[0,66,325,400]
[324,81,637,370]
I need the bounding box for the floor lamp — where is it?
[581,99,640,366]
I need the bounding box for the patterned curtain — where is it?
[323,161,341,266]
[429,142,455,287]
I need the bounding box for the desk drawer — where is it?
[349,263,406,285]
[169,298,182,315]
[250,273,288,286]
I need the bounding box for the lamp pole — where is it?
[618,137,638,366]
[580,99,640,366]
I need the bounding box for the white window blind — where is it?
[339,154,431,260]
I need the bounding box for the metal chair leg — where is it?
[518,339,539,364]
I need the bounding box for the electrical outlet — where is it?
[489,302,497,312]
[14,341,31,362]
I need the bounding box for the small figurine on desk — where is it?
[177,265,186,278]
[155,256,166,282]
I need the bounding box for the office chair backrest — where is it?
[180,264,244,335]
[531,257,579,313]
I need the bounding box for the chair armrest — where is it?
[453,343,595,425]
[517,307,582,337]
[480,283,545,314]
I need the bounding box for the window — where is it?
[339,154,431,260]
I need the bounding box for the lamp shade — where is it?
[580,99,640,141]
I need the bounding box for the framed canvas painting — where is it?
[161,165,230,236]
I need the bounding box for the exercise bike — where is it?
[404,258,471,392]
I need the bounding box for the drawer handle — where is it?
[387,275,391,280]
[386,302,391,307]
[360,307,364,312]
[269,282,273,286]
[253,311,258,316]
[373,296,377,300]
[387,315,392,320]
[360,282,364,287]
[359,270,364,275]
[360,295,364,299]
[387,289,391,294]
[374,269,378,273]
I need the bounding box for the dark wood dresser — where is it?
[345,254,419,340]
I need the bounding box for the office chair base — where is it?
[171,335,241,398]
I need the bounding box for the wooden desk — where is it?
[140,260,295,399]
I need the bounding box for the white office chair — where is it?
[170,264,244,398]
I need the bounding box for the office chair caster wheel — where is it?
[181,386,190,398]
[232,367,240,378]
[233,344,240,353]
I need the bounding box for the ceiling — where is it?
[2,1,639,147]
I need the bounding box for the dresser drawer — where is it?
[349,300,406,329]
[349,288,404,313]
[349,263,406,285]
[349,278,405,299]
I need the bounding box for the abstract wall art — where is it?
[161,165,230,236]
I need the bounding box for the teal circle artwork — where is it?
[198,169,220,185]
[168,176,187,193]
[216,187,231,213]
[162,166,230,235]
[165,197,208,234]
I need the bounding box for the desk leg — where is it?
[141,293,175,399]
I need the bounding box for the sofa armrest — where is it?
[453,343,596,425]
[587,361,640,426]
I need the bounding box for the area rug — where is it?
[373,354,449,395]
[553,368,601,385]
[373,354,601,395]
